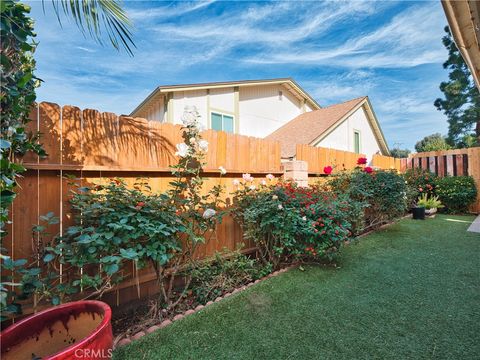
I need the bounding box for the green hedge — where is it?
[435,176,477,213]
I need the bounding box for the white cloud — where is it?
[149,1,382,63]
[127,1,217,21]
[246,4,446,69]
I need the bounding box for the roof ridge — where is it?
[323,96,367,109]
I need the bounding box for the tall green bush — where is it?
[0,0,46,320]
[435,176,477,213]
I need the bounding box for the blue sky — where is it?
[28,0,450,150]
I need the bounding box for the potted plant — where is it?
[412,204,426,220]
[1,300,112,360]
[417,193,444,216]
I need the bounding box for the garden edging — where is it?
[115,265,297,348]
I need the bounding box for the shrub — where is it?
[435,176,477,213]
[404,168,437,206]
[188,251,269,304]
[232,178,300,269]
[327,168,408,233]
[232,179,352,268]
[281,183,351,262]
[41,178,183,304]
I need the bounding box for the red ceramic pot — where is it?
[1,300,113,360]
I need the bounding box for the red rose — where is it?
[136,202,145,208]
[357,157,367,165]
[323,166,333,175]
[364,166,373,174]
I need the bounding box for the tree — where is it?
[434,26,480,147]
[48,0,135,55]
[414,133,451,153]
[390,148,411,158]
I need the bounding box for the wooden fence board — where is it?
[62,106,83,166]
[39,102,61,165]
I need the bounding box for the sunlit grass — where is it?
[114,215,479,360]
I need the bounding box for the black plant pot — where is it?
[412,207,425,220]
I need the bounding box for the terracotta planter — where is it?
[1,300,112,360]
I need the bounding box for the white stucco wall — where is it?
[139,96,165,122]
[315,106,382,161]
[139,84,309,138]
[171,90,209,128]
[239,84,303,137]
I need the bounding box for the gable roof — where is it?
[265,96,390,158]
[130,78,321,117]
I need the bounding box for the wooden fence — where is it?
[6,101,480,313]
[296,144,366,174]
[374,148,480,213]
[7,102,282,309]
[372,154,401,171]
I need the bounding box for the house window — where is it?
[211,112,234,133]
[354,131,361,153]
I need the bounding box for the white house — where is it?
[265,96,390,160]
[131,78,390,159]
[130,78,320,138]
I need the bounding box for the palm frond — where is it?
[47,0,135,56]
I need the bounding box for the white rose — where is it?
[175,143,189,157]
[266,174,275,180]
[219,166,227,175]
[302,216,307,221]
[249,185,256,190]
[260,180,267,186]
[202,208,216,219]
[198,139,209,152]
[278,204,283,210]
[181,106,199,126]
[242,173,254,182]
[189,137,196,144]
[272,195,278,200]
[233,179,240,186]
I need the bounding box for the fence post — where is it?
[282,160,308,187]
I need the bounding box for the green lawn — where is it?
[114,215,480,360]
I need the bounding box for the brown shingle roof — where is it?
[265,96,367,158]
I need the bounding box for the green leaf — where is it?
[52,296,60,305]
[0,139,11,149]
[43,253,55,262]
[105,263,119,275]
[119,248,138,260]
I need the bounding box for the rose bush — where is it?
[232,177,353,268]
[403,168,437,207]
[326,165,408,234]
